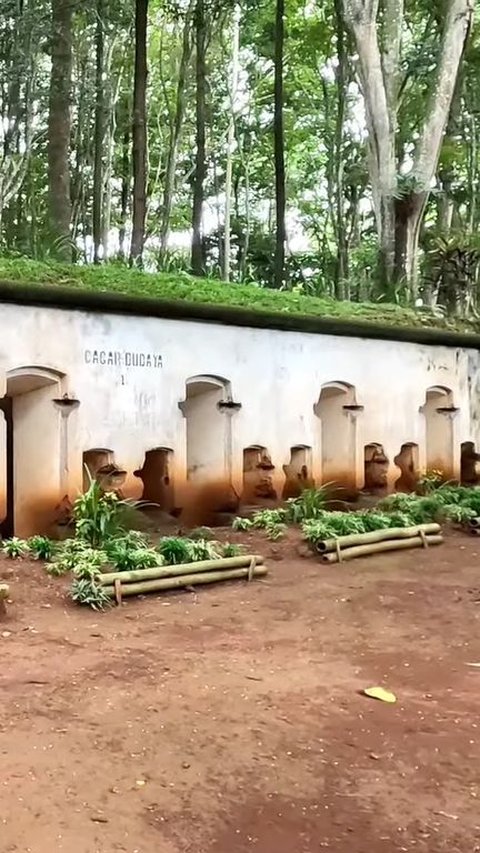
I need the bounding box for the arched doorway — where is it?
[134,447,174,510]
[421,386,457,478]
[0,366,65,537]
[314,382,361,489]
[179,375,239,514]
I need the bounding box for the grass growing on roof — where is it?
[0,256,477,332]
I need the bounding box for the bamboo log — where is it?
[103,565,268,598]
[99,555,264,586]
[316,523,441,554]
[322,534,443,563]
[468,517,480,528]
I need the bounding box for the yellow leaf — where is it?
[363,686,397,704]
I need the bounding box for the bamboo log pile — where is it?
[316,523,443,564]
[99,555,267,604]
[0,583,9,617]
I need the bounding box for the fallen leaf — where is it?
[362,687,397,704]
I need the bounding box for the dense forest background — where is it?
[0,0,478,313]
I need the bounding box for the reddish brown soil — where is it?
[1,529,480,853]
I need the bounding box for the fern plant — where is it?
[157,536,193,565]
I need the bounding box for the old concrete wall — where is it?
[0,301,477,534]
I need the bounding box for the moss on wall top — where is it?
[0,257,478,344]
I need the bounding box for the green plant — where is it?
[285,486,332,522]
[2,537,28,558]
[232,516,253,531]
[106,539,161,572]
[222,542,244,557]
[73,480,123,546]
[251,509,287,528]
[28,535,56,561]
[157,536,193,565]
[70,577,111,610]
[188,539,222,562]
[49,540,109,577]
[265,521,287,540]
[416,469,445,494]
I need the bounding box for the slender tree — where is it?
[273,0,286,289]
[130,0,148,266]
[48,0,74,258]
[93,0,105,263]
[191,0,207,276]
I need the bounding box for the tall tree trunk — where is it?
[191,0,207,277]
[48,0,73,259]
[93,0,105,263]
[159,0,195,264]
[333,0,348,298]
[343,0,473,300]
[273,0,286,290]
[130,0,148,266]
[222,3,241,282]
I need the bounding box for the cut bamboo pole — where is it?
[468,517,480,528]
[316,523,441,554]
[322,534,443,563]
[99,555,264,586]
[103,565,268,598]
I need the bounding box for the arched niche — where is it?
[394,442,419,492]
[460,441,480,485]
[134,447,174,510]
[282,445,313,498]
[314,381,362,488]
[179,374,239,506]
[364,443,389,494]
[420,386,457,478]
[82,448,126,493]
[1,365,65,537]
[242,445,276,503]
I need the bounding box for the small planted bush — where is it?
[2,537,28,559]
[188,539,222,562]
[232,516,253,531]
[222,542,244,557]
[106,539,161,572]
[28,535,56,562]
[157,536,193,565]
[73,480,124,546]
[70,577,111,610]
[285,486,332,522]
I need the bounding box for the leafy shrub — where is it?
[106,539,161,571]
[157,536,193,565]
[416,469,445,495]
[285,486,332,522]
[188,539,222,561]
[50,539,108,576]
[28,535,56,561]
[222,542,244,557]
[232,516,253,531]
[73,480,124,546]
[70,577,111,610]
[2,537,28,558]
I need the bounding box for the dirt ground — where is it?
[1,528,480,853]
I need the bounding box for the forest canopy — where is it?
[0,0,478,316]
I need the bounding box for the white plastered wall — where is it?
[0,301,477,533]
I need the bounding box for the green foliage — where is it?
[27,535,56,561]
[73,480,123,547]
[188,539,222,562]
[232,516,253,531]
[70,577,111,610]
[49,539,108,576]
[285,486,332,522]
[105,539,162,572]
[416,469,446,495]
[157,536,194,565]
[221,542,244,557]
[2,537,29,558]
[0,257,471,332]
